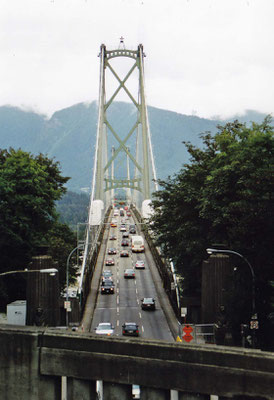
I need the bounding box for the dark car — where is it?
[102,276,113,284]
[129,225,136,234]
[122,322,139,336]
[121,239,129,247]
[105,257,115,266]
[120,250,129,257]
[124,268,135,279]
[109,235,117,241]
[101,281,115,294]
[108,248,117,255]
[141,297,156,310]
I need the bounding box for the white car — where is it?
[135,260,145,269]
[95,322,114,336]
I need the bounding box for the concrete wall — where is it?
[0,325,273,400]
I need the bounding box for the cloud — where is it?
[0,0,273,118]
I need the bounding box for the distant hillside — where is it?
[0,102,268,192]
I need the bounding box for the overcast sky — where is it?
[1,0,273,119]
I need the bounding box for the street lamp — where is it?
[66,244,84,328]
[0,268,58,277]
[206,248,257,348]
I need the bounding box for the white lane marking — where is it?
[139,312,142,319]
[136,288,138,295]
[117,288,119,294]
[137,299,139,305]
[117,307,119,314]
[142,326,144,333]
[117,320,119,326]
[117,296,119,305]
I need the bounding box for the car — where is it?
[109,235,117,240]
[110,220,117,227]
[120,225,127,232]
[113,210,119,216]
[124,268,135,279]
[121,239,129,247]
[102,270,113,278]
[129,225,136,234]
[108,248,117,255]
[141,297,156,310]
[120,210,125,216]
[120,250,129,257]
[122,232,129,238]
[101,281,115,294]
[135,260,145,269]
[102,276,113,284]
[122,322,139,336]
[126,211,131,217]
[95,322,114,336]
[105,257,115,266]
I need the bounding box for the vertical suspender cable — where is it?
[139,46,159,193]
[79,45,105,293]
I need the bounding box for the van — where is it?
[131,235,144,253]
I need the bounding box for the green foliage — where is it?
[45,222,77,293]
[150,118,274,348]
[0,148,72,304]
[56,190,89,228]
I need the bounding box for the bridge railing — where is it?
[1,325,273,400]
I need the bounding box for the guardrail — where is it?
[79,206,111,315]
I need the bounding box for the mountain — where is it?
[0,102,268,192]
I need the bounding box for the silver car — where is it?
[95,322,114,336]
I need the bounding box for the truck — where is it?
[131,235,145,253]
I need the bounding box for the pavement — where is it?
[80,217,179,340]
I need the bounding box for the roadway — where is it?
[90,208,174,342]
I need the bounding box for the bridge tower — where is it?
[91,42,158,210]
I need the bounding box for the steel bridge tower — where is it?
[79,43,158,297]
[91,43,158,211]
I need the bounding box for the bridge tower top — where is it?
[90,42,158,209]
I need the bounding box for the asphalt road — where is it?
[90,211,174,342]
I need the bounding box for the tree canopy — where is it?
[150,118,274,348]
[0,148,76,305]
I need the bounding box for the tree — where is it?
[0,148,72,305]
[150,118,274,348]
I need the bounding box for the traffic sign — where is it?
[182,324,194,343]
[64,301,71,309]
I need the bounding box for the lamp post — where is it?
[66,244,84,328]
[206,248,257,348]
